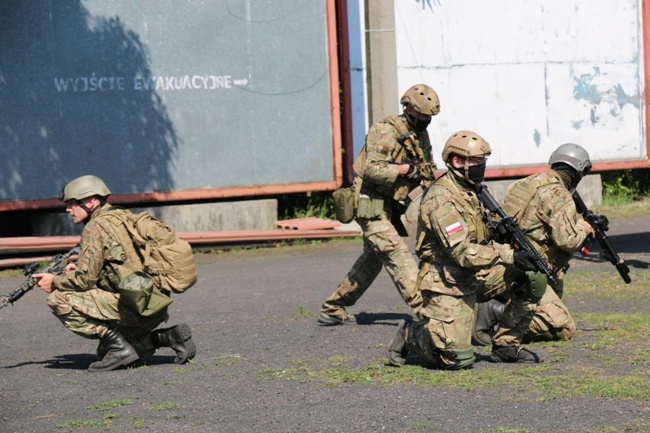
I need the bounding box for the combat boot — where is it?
[88,329,139,372]
[472,299,505,346]
[490,345,543,363]
[317,310,356,326]
[96,339,109,361]
[151,323,196,364]
[388,320,410,367]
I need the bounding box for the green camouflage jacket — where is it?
[416,173,514,296]
[53,204,143,293]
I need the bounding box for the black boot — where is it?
[490,345,543,363]
[388,320,410,367]
[88,329,139,372]
[151,323,196,364]
[96,340,108,361]
[472,299,505,346]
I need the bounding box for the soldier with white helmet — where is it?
[388,131,545,369]
[34,175,196,372]
[318,84,440,326]
[473,143,594,346]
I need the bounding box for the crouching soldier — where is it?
[34,175,196,372]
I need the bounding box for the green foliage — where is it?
[277,191,335,220]
[601,169,650,206]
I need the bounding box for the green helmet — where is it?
[548,143,592,173]
[61,175,111,202]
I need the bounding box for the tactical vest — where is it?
[416,174,488,259]
[503,174,559,221]
[436,175,488,244]
[353,115,431,202]
[503,173,571,274]
[90,206,145,292]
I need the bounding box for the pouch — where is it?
[332,186,355,223]
[118,271,173,317]
[356,194,384,219]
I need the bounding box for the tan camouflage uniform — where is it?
[502,169,590,341]
[320,114,436,320]
[402,173,533,368]
[47,204,168,356]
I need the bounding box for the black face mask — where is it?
[406,112,431,132]
[467,161,487,183]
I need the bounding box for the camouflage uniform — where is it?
[320,114,436,320]
[502,169,590,341]
[400,173,533,369]
[47,203,168,356]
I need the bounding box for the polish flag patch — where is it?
[445,221,463,236]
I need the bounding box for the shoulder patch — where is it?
[445,221,463,236]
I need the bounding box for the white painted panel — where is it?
[395,0,645,169]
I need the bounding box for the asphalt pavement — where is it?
[0,213,649,433]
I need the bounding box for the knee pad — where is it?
[444,347,475,370]
[515,271,547,302]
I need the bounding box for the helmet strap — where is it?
[78,197,104,223]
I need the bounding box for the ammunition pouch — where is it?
[332,186,356,223]
[357,194,384,219]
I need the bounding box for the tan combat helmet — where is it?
[61,175,111,202]
[548,143,592,174]
[442,130,492,184]
[400,84,440,116]
[442,130,492,161]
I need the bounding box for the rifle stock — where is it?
[0,246,80,309]
[571,190,631,284]
[474,182,559,288]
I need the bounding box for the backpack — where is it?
[102,209,198,294]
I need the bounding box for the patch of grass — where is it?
[597,196,650,219]
[292,304,313,320]
[214,353,246,367]
[410,423,436,430]
[87,399,134,411]
[564,269,650,303]
[58,417,115,428]
[482,429,529,433]
[573,312,650,348]
[151,403,182,411]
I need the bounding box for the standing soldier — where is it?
[473,143,594,345]
[388,131,545,369]
[318,84,440,325]
[34,175,196,372]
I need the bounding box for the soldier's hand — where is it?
[513,251,539,272]
[577,218,595,238]
[405,163,420,179]
[33,273,55,293]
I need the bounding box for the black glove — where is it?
[405,163,420,180]
[513,250,539,271]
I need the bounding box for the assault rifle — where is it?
[474,182,559,288]
[0,246,80,309]
[571,190,631,284]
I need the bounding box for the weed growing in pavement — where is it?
[292,304,313,320]
[151,403,183,411]
[86,399,134,411]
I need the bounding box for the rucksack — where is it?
[99,209,198,294]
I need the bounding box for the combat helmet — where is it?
[442,130,492,184]
[548,143,592,174]
[61,175,111,202]
[400,84,440,116]
[442,130,492,162]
